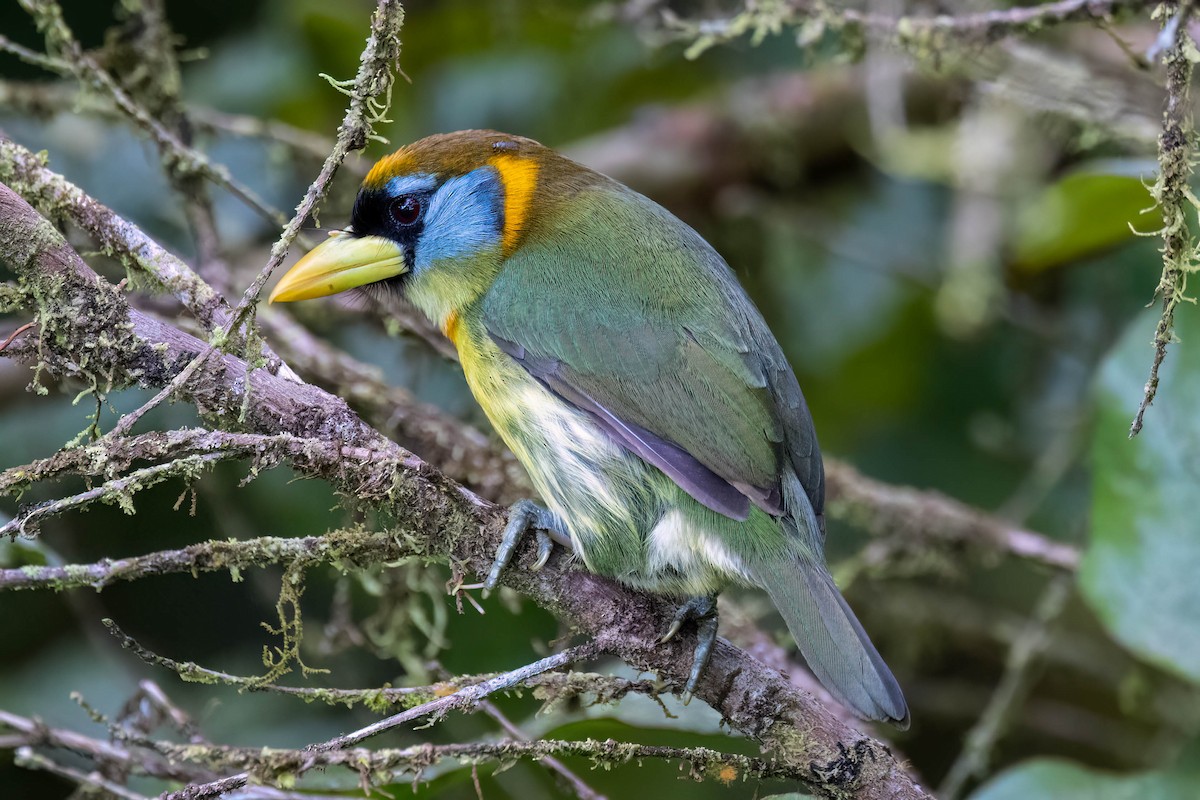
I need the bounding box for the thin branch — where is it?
[105,619,652,715]
[0,78,354,171]
[478,698,608,800]
[155,737,809,794]
[0,320,34,354]
[117,0,229,289]
[825,460,1080,571]
[680,0,1150,58]
[14,747,151,800]
[0,529,387,591]
[163,643,605,800]
[847,0,1149,43]
[1,708,349,798]
[938,574,1074,799]
[223,0,404,333]
[15,0,286,227]
[190,106,351,167]
[1,453,225,538]
[0,32,69,71]
[1131,0,1197,436]
[0,709,197,783]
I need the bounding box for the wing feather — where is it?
[481,181,823,533]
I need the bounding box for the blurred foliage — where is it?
[972,739,1200,800]
[2,0,1200,799]
[1085,306,1200,684]
[1013,168,1164,273]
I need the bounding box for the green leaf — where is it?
[970,740,1200,800]
[1012,166,1160,272]
[1082,307,1200,683]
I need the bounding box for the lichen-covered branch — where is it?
[0,136,299,382]
[678,0,1149,59]
[1131,0,1197,436]
[165,738,807,794]
[1,452,225,538]
[14,0,286,227]
[103,617,656,714]
[223,0,404,334]
[163,643,605,799]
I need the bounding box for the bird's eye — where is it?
[389,195,422,226]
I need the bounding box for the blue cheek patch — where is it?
[415,167,503,271]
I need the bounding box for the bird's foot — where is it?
[659,595,719,703]
[483,499,562,598]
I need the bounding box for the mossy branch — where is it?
[13,0,286,228]
[156,737,803,795]
[676,0,1149,60]
[161,642,606,800]
[104,618,657,713]
[676,0,1152,59]
[1131,0,1199,436]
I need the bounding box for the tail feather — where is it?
[749,555,910,728]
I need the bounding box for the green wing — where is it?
[482,182,824,531]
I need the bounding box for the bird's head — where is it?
[269,130,565,327]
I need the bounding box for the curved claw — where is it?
[483,500,563,597]
[659,618,683,644]
[532,529,553,571]
[685,612,719,697]
[658,596,719,700]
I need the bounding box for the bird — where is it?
[269,129,909,727]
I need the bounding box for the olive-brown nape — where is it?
[362,130,545,190]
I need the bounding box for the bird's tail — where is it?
[746,554,910,728]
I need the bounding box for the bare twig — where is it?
[190,106,350,167]
[0,32,70,72]
[14,747,151,800]
[478,699,608,800]
[0,320,34,354]
[938,574,1074,798]
[1131,0,1198,436]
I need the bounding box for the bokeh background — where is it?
[2,1,1199,798]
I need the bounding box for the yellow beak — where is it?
[268,231,407,303]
